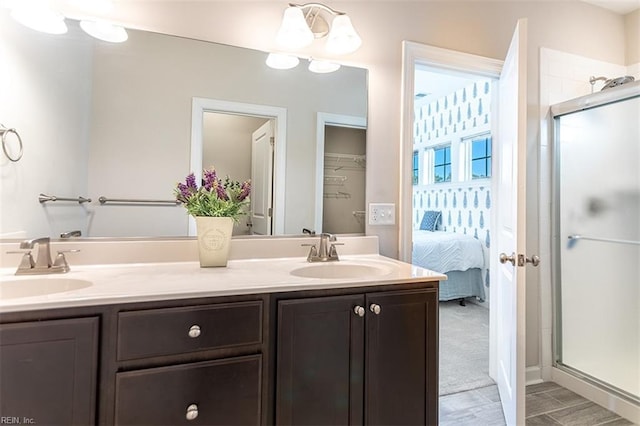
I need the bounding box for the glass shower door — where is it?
[554,94,640,402]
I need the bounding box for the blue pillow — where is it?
[420,210,441,231]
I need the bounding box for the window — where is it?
[412,150,419,185]
[434,145,451,183]
[471,136,491,179]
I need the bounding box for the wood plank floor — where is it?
[439,382,636,425]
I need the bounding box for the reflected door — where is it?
[250,120,274,235]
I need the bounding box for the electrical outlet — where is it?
[368,203,395,225]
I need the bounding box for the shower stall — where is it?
[550,81,639,407]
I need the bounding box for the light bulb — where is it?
[308,59,341,74]
[266,53,300,70]
[275,6,314,49]
[326,14,361,54]
[10,1,67,35]
[80,20,128,43]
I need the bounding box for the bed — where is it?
[412,230,488,302]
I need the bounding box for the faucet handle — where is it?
[301,244,318,262]
[7,250,35,271]
[53,249,80,272]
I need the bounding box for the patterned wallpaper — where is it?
[413,185,491,250]
[414,80,491,144]
[412,79,493,289]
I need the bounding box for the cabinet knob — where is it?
[353,306,365,317]
[185,403,199,421]
[188,325,201,338]
[370,304,381,315]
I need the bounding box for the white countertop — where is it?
[0,254,445,313]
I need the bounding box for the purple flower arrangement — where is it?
[175,167,251,221]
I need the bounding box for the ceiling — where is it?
[579,0,640,14]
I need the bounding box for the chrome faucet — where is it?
[60,230,82,238]
[12,237,75,275]
[303,233,342,262]
[20,237,52,269]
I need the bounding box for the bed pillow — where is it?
[419,210,441,231]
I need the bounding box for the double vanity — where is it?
[0,236,444,425]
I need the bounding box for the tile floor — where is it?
[439,382,636,426]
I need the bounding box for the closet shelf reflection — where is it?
[324,152,365,170]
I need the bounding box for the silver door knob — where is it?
[186,403,199,420]
[370,304,381,315]
[188,325,201,338]
[354,306,365,317]
[499,252,516,266]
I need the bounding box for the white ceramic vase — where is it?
[195,216,234,267]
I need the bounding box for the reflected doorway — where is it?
[322,126,366,234]
[202,112,273,236]
[190,98,287,236]
[314,113,367,234]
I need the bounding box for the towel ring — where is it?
[0,124,23,162]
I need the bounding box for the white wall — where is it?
[0,12,92,238]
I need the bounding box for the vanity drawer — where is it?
[114,354,261,425]
[117,301,263,361]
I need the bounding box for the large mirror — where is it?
[0,9,367,239]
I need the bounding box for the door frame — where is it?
[399,39,505,399]
[399,41,503,262]
[314,112,367,233]
[190,97,287,235]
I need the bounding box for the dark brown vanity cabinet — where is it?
[113,300,265,426]
[275,287,438,426]
[0,317,99,425]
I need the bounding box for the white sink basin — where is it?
[0,278,92,299]
[290,262,393,279]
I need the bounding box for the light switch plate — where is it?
[368,203,395,225]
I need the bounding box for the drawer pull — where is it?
[188,325,201,338]
[370,304,381,315]
[185,403,199,420]
[353,306,365,317]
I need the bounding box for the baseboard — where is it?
[552,367,639,424]
[526,366,543,385]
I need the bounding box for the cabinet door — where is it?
[365,289,438,426]
[0,317,99,425]
[115,355,262,425]
[276,294,365,425]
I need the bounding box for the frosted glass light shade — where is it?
[308,59,340,74]
[266,53,300,70]
[10,3,67,35]
[326,14,361,54]
[80,20,128,43]
[276,6,314,49]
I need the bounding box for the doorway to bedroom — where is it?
[411,64,496,399]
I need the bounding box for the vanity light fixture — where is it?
[275,3,361,54]
[308,59,340,73]
[266,52,301,70]
[10,0,68,35]
[79,20,128,43]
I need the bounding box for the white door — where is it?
[491,19,528,426]
[250,120,274,235]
